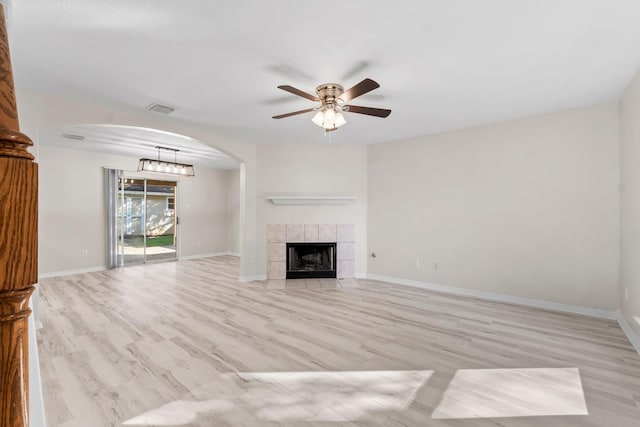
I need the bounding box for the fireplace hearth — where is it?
[286,242,337,279]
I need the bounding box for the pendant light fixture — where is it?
[138,146,195,176]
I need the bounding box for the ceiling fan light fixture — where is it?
[275,78,389,132]
[311,108,347,130]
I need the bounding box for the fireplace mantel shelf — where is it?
[267,196,356,205]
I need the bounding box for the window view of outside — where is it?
[117,178,177,265]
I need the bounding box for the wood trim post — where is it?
[0,4,38,427]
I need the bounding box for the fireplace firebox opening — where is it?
[286,242,337,279]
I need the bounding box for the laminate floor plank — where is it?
[37,256,640,426]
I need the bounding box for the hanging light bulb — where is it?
[323,108,336,128]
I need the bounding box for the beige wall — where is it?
[38,145,233,274]
[368,103,620,310]
[39,145,117,273]
[226,168,241,254]
[620,70,640,336]
[256,144,368,277]
[178,166,231,258]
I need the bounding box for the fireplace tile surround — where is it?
[267,224,355,280]
[319,224,337,242]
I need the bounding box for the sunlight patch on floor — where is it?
[431,367,588,419]
[123,370,433,425]
[124,246,175,255]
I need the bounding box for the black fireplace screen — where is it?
[286,242,337,279]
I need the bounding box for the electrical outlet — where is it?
[433,262,438,271]
[412,258,420,268]
[81,250,88,258]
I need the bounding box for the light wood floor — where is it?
[37,256,640,426]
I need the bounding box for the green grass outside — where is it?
[123,234,175,248]
[146,235,175,247]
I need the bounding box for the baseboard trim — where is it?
[239,275,267,283]
[616,313,640,355]
[180,252,238,261]
[364,273,618,320]
[39,265,108,279]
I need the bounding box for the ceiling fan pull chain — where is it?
[325,129,335,143]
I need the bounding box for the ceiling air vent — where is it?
[146,102,176,115]
[61,133,85,141]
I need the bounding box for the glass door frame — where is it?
[117,174,178,266]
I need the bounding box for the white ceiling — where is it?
[39,125,240,170]
[9,0,640,146]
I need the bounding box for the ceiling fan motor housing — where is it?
[316,83,344,107]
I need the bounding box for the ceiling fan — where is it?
[272,78,391,132]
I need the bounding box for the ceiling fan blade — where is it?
[344,105,392,118]
[277,85,319,102]
[339,78,380,102]
[272,108,315,119]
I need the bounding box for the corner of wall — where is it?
[619,66,640,345]
[616,312,640,355]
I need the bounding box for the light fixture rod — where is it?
[155,146,180,153]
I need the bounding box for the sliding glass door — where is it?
[144,180,177,262]
[117,177,177,265]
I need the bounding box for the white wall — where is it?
[39,145,127,273]
[368,103,620,310]
[256,144,368,277]
[226,168,241,255]
[38,144,232,275]
[178,166,232,258]
[620,70,640,337]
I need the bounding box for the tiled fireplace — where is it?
[267,224,355,279]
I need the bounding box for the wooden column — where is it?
[0,4,38,427]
